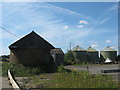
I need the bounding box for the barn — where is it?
[9,31,64,67]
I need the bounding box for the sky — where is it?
[1,2,118,55]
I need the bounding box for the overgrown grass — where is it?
[24,71,119,88]
[2,62,42,77]
[57,65,71,73]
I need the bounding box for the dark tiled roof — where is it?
[50,48,64,54]
[9,31,55,49]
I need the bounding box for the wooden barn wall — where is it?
[9,48,53,66]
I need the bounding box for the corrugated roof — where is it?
[87,46,98,52]
[101,46,116,51]
[9,31,55,49]
[72,45,86,51]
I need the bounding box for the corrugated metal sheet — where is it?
[72,46,87,63]
[100,46,117,62]
[72,45,86,51]
[101,46,116,51]
[87,46,99,63]
[87,46,97,52]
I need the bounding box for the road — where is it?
[1,77,13,89]
[0,63,13,89]
[65,64,120,81]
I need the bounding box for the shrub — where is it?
[2,62,42,77]
[57,65,71,73]
[64,50,75,64]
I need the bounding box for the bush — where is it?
[57,65,71,73]
[2,62,42,77]
[64,50,75,64]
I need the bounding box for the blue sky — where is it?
[1,2,118,55]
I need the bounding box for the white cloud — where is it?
[77,25,84,28]
[100,18,110,24]
[91,44,98,47]
[106,40,112,43]
[79,20,89,24]
[63,25,69,30]
[1,2,117,55]
[41,3,94,21]
[106,4,118,12]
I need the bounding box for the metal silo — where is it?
[72,45,87,63]
[100,46,117,63]
[87,46,99,63]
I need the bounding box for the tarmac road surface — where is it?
[0,63,13,89]
[65,64,120,81]
[0,76,13,89]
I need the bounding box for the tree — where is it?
[64,50,75,64]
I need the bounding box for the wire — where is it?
[0,26,20,38]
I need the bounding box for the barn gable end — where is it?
[9,31,56,67]
[9,31,55,49]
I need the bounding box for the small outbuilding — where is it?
[50,48,64,66]
[9,31,60,67]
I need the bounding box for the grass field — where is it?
[18,71,119,88]
[2,62,120,88]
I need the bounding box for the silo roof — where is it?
[87,46,98,52]
[72,45,86,51]
[101,46,116,51]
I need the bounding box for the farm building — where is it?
[9,31,64,67]
[100,46,117,63]
[87,46,99,63]
[72,45,87,63]
[50,48,64,66]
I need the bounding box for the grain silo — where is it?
[9,31,55,67]
[100,46,117,63]
[50,48,64,66]
[72,45,87,63]
[87,46,99,63]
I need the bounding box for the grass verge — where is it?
[20,71,119,88]
[2,62,42,77]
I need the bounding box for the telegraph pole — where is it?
[70,42,71,50]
